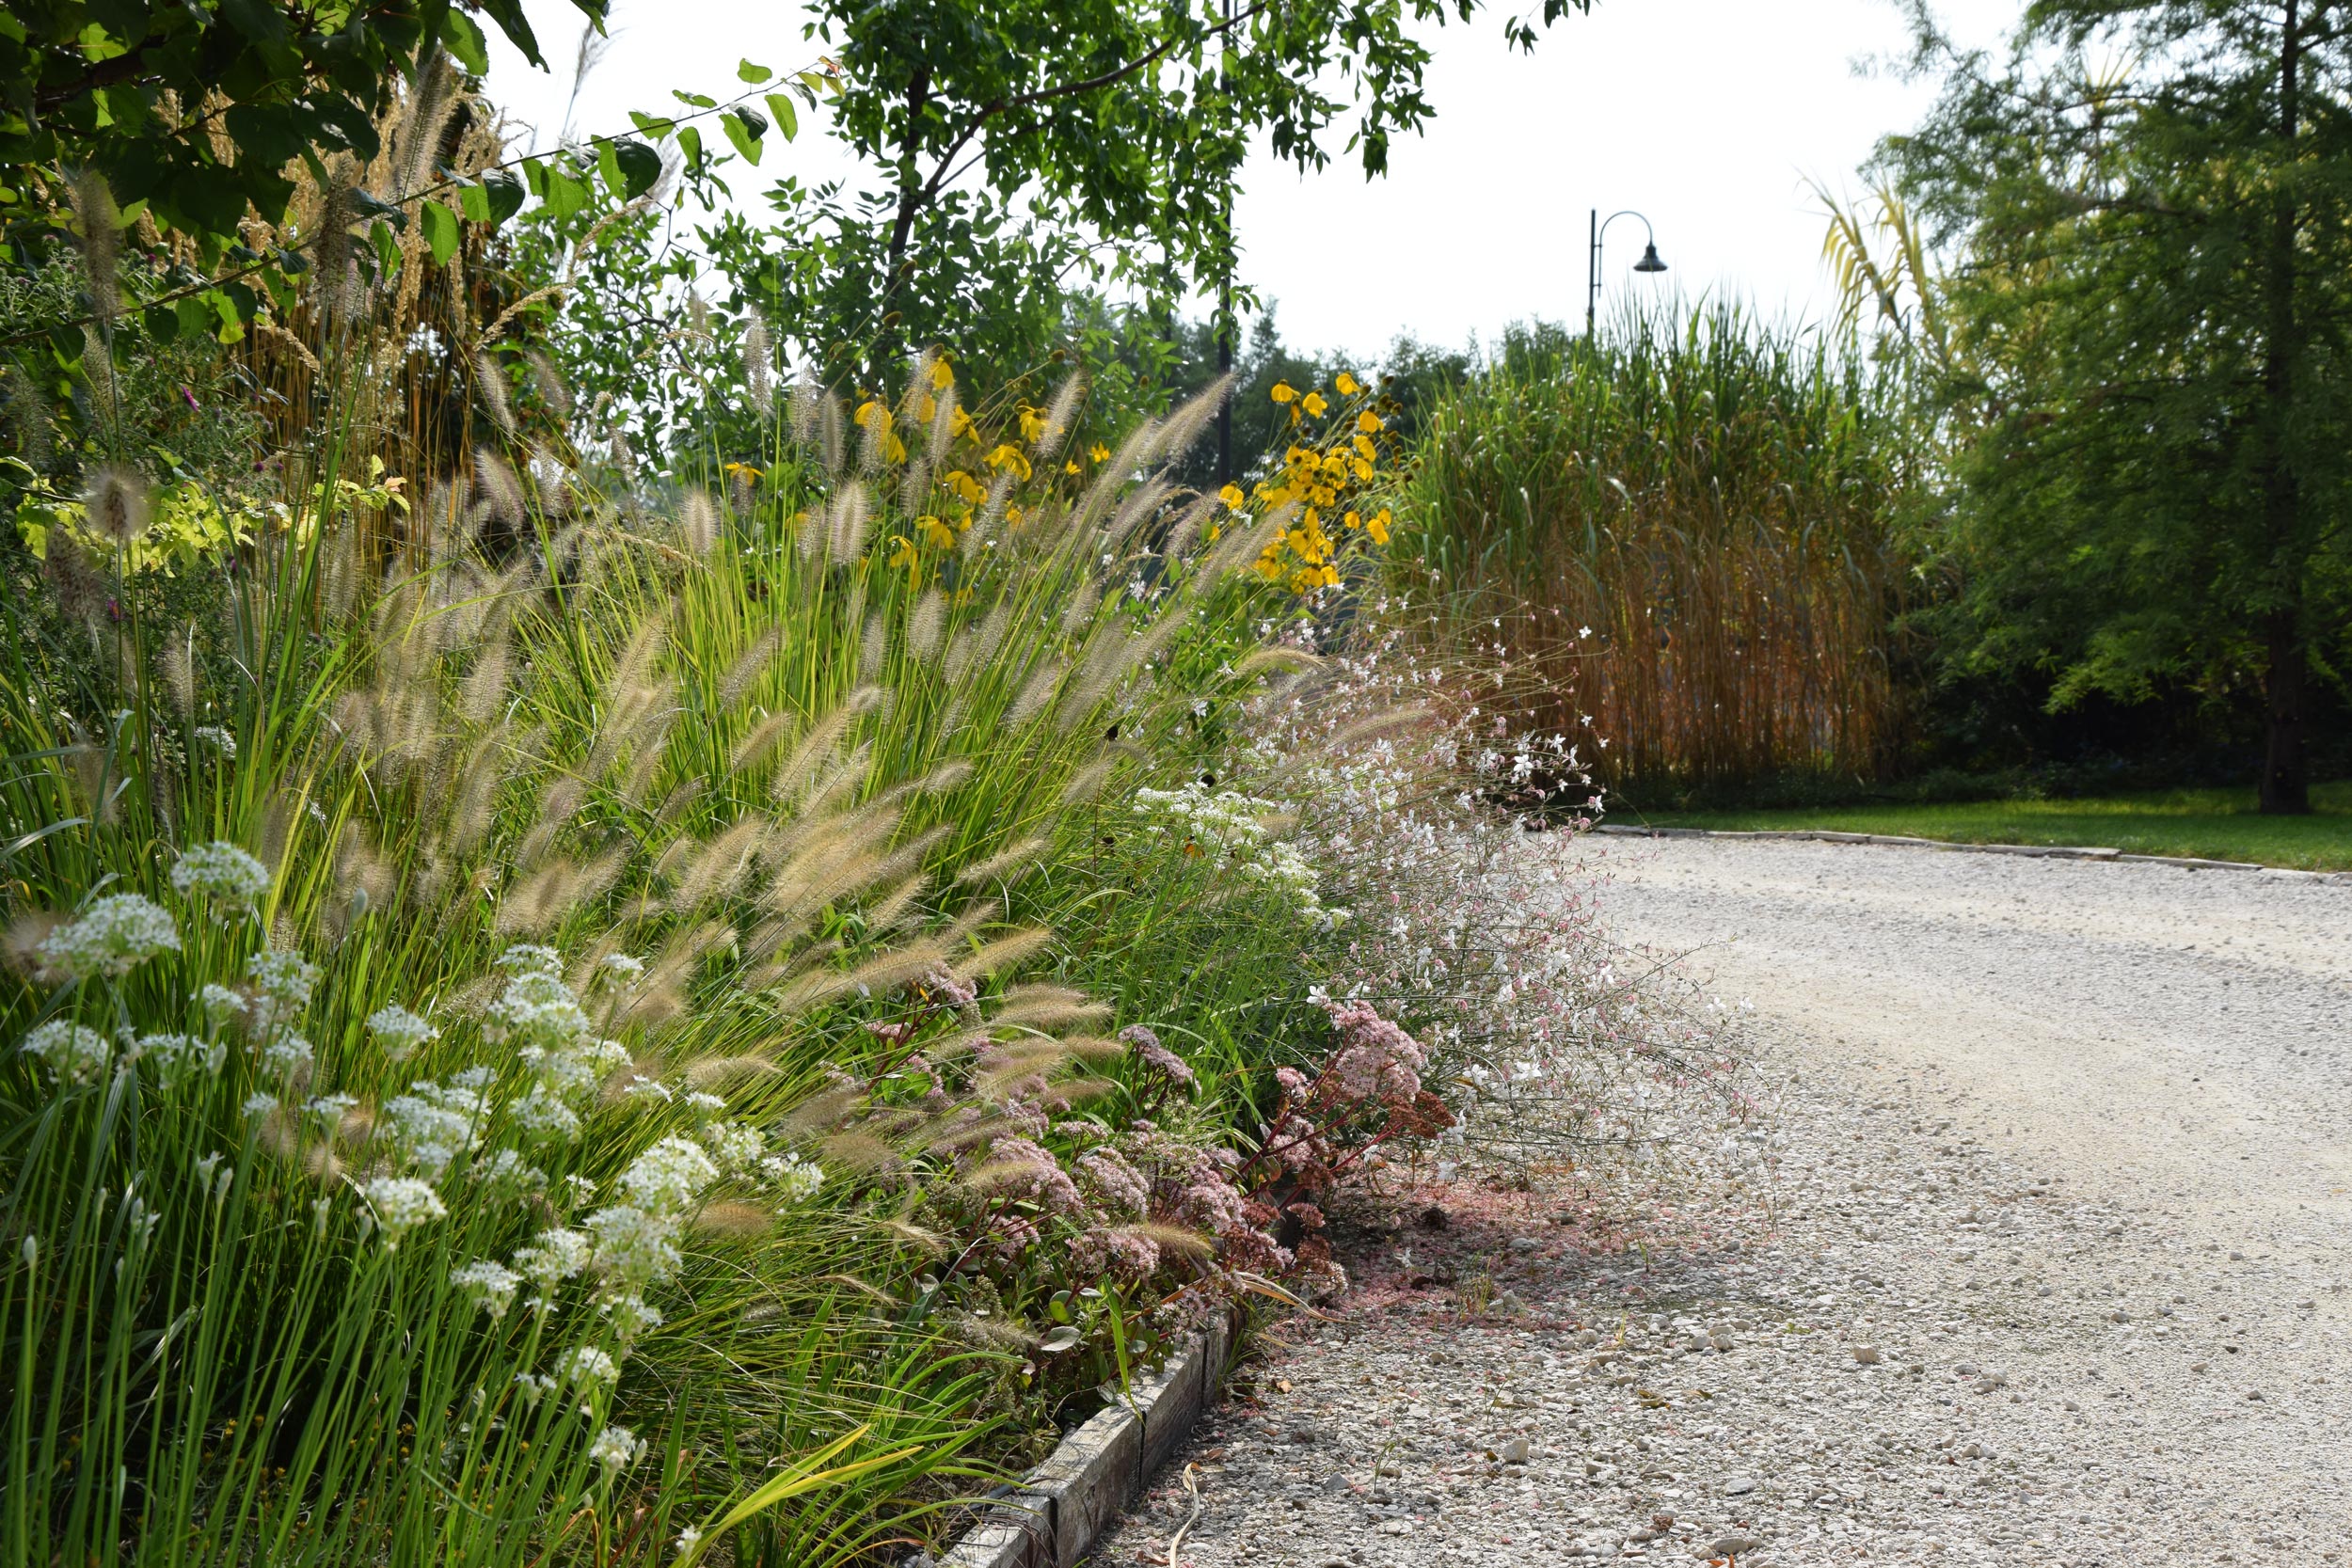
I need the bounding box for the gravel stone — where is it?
[1079,840,2350,1567]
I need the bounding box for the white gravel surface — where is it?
[1085,838,2352,1568]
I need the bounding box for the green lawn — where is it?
[1625,782,2352,871]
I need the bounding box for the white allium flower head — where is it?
[362,1176,448,1247]
[559,1345,621,1389]
[452,1259,521,1320]
[619,1136,719,1216]
[20,1020,112,1086]
[366,1004,438,1062]
[169,842,272,913]
[588,1425,644,1474]
[40,895,180,981]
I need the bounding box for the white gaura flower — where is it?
[168,842,272,914]
[361,1176,448,1247]
[452,1259,521,1319]
[40,895,180,981]
[20,1021,112,1086]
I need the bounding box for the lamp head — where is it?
[1634,242,1668,274]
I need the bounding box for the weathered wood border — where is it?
[943,1316,1232,1568]
[1591,823,2350,882]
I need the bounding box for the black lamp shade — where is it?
[1634,243,1668,274]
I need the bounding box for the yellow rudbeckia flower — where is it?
[1301,390,1328,418]
[1335,372,1360,396]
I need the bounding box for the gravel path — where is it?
[1085,839,2352,1568]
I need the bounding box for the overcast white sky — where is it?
[483,0,2022,361]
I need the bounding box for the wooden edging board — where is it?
[942,1315,1232,1568]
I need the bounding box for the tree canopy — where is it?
[1883,0,2352,811]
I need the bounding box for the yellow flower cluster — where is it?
[1236,372,1398,594]
[867,359,1118,584]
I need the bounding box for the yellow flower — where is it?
[1335,372,1360,397]
[1064,459,1081,475]
[1367,508,1392,546]
[930,357,955,390]
[1017,404,1047,444]
[1343,510,1362,531]
[918,515,958,549]
[1357,409,1383,434]
[1217,483,1246,509]
[984,443,1033,481]
[1301,390,1328,418]
[945,468,987,504]
[1269,381,1297,404]
[950,407,974,440]
[1354,434,1378,461]
[887,534,916,569]
[1089,443,1110,463]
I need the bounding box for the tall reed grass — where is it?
[1395,307,1915,795]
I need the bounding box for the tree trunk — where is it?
[2256,0,2309,816]
[2261,606,2311,815]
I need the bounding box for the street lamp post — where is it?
[1587,208,1668,337]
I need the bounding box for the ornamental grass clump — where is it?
[0,331,1396,1563]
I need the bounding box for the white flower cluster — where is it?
[484,949,628,1143]
[39,894,181,981]
[366,1004,438,1063]
[759,1151,825,1206]
[20,1021,112,1086]
[381,1069,496,1178]
[168,842,272,914]
[362,1175,448,1247]
[1133,784,1349,928]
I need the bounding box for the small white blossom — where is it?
[597,1291,663,1340]
[514,1371,556,1406]
[260,1033,316,1078]
[495,944,564,977]
[40,895,180,981]
[241,1091,280,1120]
[168,842,272,913]
[674,1526,703,1559]
[193,724,236,757]
[135,1031,223,1085]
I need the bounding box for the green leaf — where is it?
[765,92,799,142]
[217,0,287,45]
[674,1428,921,1568]
[441,8,490,74]
[673,90,718,109]
[676,125,704,171]
[420,199,460,267]
[367,219,403,278]
[458,182,491,223]
[144,303,182,344]
[610,137,661,198]
[1040,1325,1083,1353]
[483,168,526,225]
[738,59,772,84]
[723,107,766,166]
[541,161,590,221]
